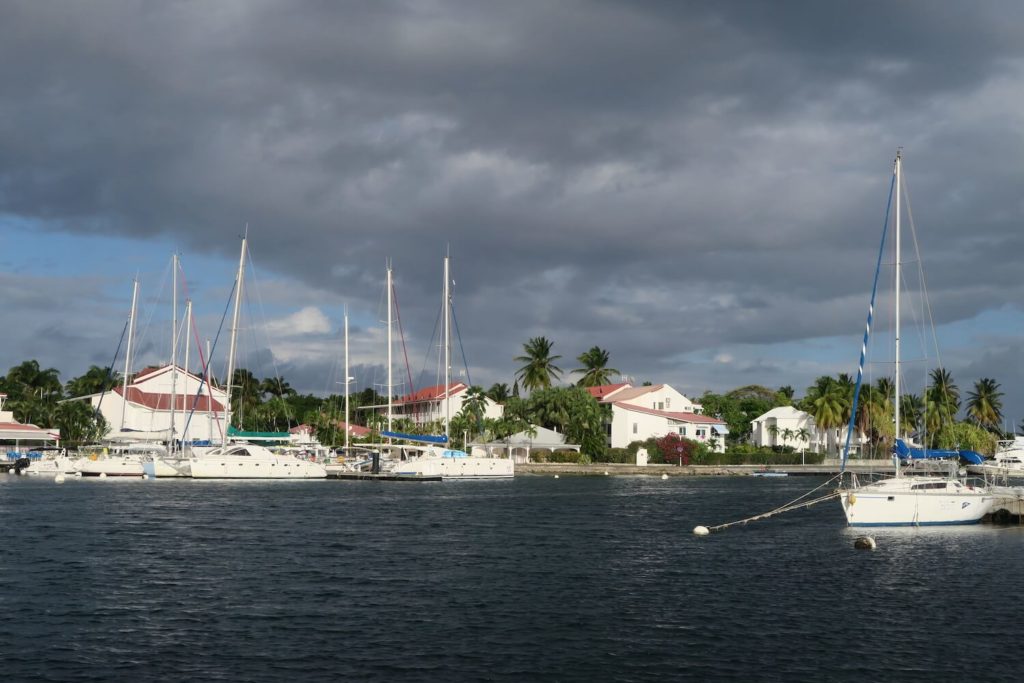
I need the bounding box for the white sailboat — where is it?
[837,151,992,526]
[385,252,513,480]
[167,236,326,479]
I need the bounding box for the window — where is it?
[697,428,706,438]
[658,402,664,410]
[633,423,638,434]
[665,398,671,408]
[679,427,686,436]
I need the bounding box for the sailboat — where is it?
[837,151,993,526]
[384,253,513,480]
[175,236,327,479]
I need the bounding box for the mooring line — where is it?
[694,474,843,535]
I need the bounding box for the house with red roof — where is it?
[586,383,727,452]
[392,382,503,428]
[74,364,229,443]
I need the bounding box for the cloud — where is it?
[2,1,1024,415]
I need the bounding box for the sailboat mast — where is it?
[344,306,350,452]
[894,150,902,442]
[120,278,139,432]
[170,253,178,453]
[183,299,192,445]
[224,235,247,445]
[444,252,451,439]
[386,262,393,436]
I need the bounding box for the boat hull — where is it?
[189,456,327,479]
[840,483,993,526]
[393,456,514,480]
[75,456,145,477]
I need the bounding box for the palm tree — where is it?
[795,427,810,448]
[967,378,1003,432]
[781,427,794,445]
[459,385,488,435]
[486,383,510,403]
[928,368,960,419]
[573,346,620,388]
[514,337,562,392]
[65,365,121,397]
[804,376,847,454]
[900,393,925,436]
[260,377,296,399]
[766,424,780,446]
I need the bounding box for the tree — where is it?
[656,433,698,466]
[795,427,810,448]
[514,337,562,392]
[967,378,1003,432]
[4,360,63,425]
[525,386,606,457]
[802,376,848,454]
[766,424,780,446]
[573,346,620,388]
[260,377,296,399]
[781,428,794,445]
[935,421,998,456]
[458,385,488,437]
[486,383,510,403]
[928,368,960,423]
[66,365,121,397]
[53,401,108,446]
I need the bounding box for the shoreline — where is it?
[517,461,897,476]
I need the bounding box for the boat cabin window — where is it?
[228,447,251,456]
[910,482,947,490]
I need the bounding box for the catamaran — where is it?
[837,151,993,526]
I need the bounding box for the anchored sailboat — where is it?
[837,151,992,526]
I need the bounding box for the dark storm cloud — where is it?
[2,0,1023,402]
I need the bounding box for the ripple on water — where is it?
[1,475,1022,682]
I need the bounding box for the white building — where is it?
[750,406,866,455]
[586,383,727,453]
[392,382,503,428]
[81,364,228,444]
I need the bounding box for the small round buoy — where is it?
[854,536,876,550]
[554,474,559,479]
[661,473,668,480]
[693,526,710,536]
[604,471,609,476]
[99,472,107,479]
[54,472,66,484]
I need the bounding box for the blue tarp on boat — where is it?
[893,438,985,465]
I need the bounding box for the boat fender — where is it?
[854,536,876,550]
[848,494,857,505]
[693,526,710,536]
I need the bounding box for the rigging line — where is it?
[418,303,443,397]
[451,304,472,387]
[391,282,416,399]
[94,319,130,419]
[842,169,896,473]
[245,249,293,427]
[135,259,174,369]
[181,279,236,443]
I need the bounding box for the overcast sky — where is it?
[2,1,1023,425]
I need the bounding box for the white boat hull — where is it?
[393,456,514,480]
[189,455,327,479]
[24,457,78,476]
[840,478,993,526]
[75,456,146,477]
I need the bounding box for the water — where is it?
[1,474,1020,681]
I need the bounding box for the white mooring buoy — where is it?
[693,526,710,536]
[99,472,107,479]
[54,472,66,485]
[854,536,876,550]
[604,471,609,476]
[661,473,669,480]
[554,474,559,479]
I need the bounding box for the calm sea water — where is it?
[1,474,1019,682]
